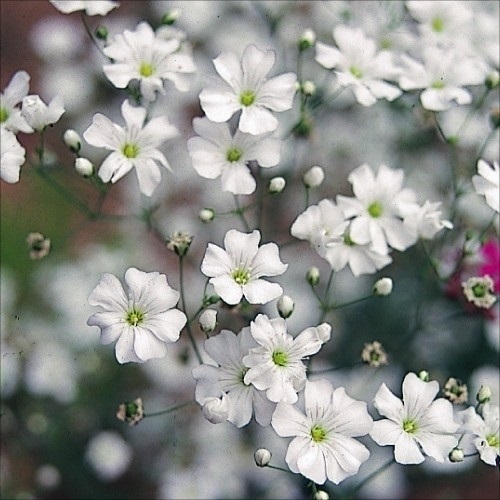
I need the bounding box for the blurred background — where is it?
[1,1,499,498]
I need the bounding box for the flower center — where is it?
[240,90,256,107]
[226,147,242,162]
[432,80,445,89]
[471,283,488,298]
[272,349,288,367]
[486,433,499,448]
[431,17,444,32]
[368,201,383,218]
[139,62,155,77]
[232,267,250,285]
[0,107,9,123]
[122,143,140,159]
[310,425,327,443]
[349,66,363,79]
[402,418,418,434]
[126,308,145,327]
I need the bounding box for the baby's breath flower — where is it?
[449,447,464,463]
[419,370,430,382]
[116,398,144,426]
[277,295,294,319]
[303,165,324,188]
[298,29,316,51]
[254,448,272,467]
[307,266,320,286]
[361,341,388,367]
[268,176,286,194]
[63,129,81,153]
[161,8,181,25]
[477,385,492,404]
[26,232,51,260]
[166,231,193,257]
[443,378,468,405]
[199,309,217,334]
[199,208,215,222]
[373,277,393,296]
[201,394,230,424]
[314,491,330,500]
[74,157,94,177]
[301,80,316,96]
[462,275,496,309]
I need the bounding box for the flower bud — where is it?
[490,107,500,129]
[448,447,464,463]
[199,309,217,333]
[268,176,286,194]
[166,231,193,257]
[254,448,272,467]
[301,80,316,96]
[75,157,94,177]
[63,129,81,153]
[116,398,144,426]
[161,8,181,25]
[316,323,331,343]
[199,208,215,222]
[298,29,316,51]
[361,341,388,367]
[94,25,108,40]
[476,385,492,404]
[314,491,330,500]
[485,70,499,90]
[277,295,294,319]
[373,277,393,296]
[306,266,320,286]
[418,370,430,382]
[201,395,230,424]
[26,232,51,260]
[303,166,324,188]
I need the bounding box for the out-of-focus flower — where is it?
[479,240,500,292]
[477,385,492,404]
[303,165,325,188]
[201,229,287,305]
[443,377,468,404]
[0,70,33,133]
[243,314,330,404]
[187,117,281,195]
[26,232,51,260]
[272,379,373,484]
[85,431,132,482]
[268,176,286,193]
[361,341,389,367]
[1,128,25,183]
[199,208,215,222]
[21,94,65,132]
[87,267,187,364]
[370,372,459,464]
[306,266,320,286]
[49,0,119,16]
[116,397,144,426]
[315,25,402,107]
[83,99,178,196]
[166,231,193,257]
[102,21,195,100]
[373,277,393,296]
[472,160,499,213]
[403,200,453,239]
[199,44,297,135]
[298,29,316,51]
[462,275,496,309]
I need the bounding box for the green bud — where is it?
[95,25,108,41]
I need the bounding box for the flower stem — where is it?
[144,400,195,418]
[345,458,395,498]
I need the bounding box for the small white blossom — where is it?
[63,129,81,153]
[472,160,499,213]
[303,165,325,188]
[74,157,94,177]
[49,0,118,16]
[0,70,33,133]
[201,394,230,424]
[373,277,393,296]
[87,267,187,364]
[268,176,286,193]
[462,275,497,309]
[272,379,373,484]
[199,208,215,222]
[201,229,287,306]
[254,448,272,467]
[83,99,179,196]
[199,44,297,135]
[21,94,65,132]
[403,201,453,239]
[370,372,459,464]
[1,128,25,183]
[199,309,217,333]
[277,295,294,319]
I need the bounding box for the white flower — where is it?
[201,229,287,305]
[399,46,486,112]
[74,157,94,177]
[303,166,325,188]
[187,117,281,195]
[103,21,195,100]
[269,176,286,193]
[192,327,276,428]
[1,128,25,183]
[462,275,497,309]
[21,95,65,132]
[201,394,231,424]
[87,267,187,364]
[458,403,499,466]
[83,99,179,196]
[315,25,402,107]
[199,44,297,135]
[337,164,419,255]
[373,277,393,296]
[370,372,459,464]
[271,379,373,485]
[403,200,453,239]
[49,0,118,16]
[198,309,217,333]
[0,70,33,133]
[243,314,330,404]
[472,160,499,213]
[63,129,81,152]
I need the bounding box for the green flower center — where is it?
[126,308,145,327]
[486,434,499,448]
[311,425,327,443]
[350,66,363,79]
[402,418,418,434]
[139,62,154,77]
[432,80,445,89]
[0,107,9,123]
[272,349,288,367]
[232,267,250,285]
[122,143,140,159]
[226,147,242,162]
[368,201,383,218]
[472,283,488,298]
[431,17,444,33]
[240,90,256,107]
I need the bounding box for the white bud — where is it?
[74,157,94,177]
[199,208,215,222]
[307,266,320,286]
[316,323,331,344]
[299,29,316,49]
[277,295,294,319]
[303,166,324,188]
[477,385,492,404]
[268,176,286,194]
[448,447,464,463]
[314,491,329,500]
[373,277,393,296]
[199,309,217,333]
[302,80,316,96]
[419,370,430,382]
[201,395,230,424]
[254,448,272,467]
[63,129,81,153]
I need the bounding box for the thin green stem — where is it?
[233,195,251,231]
[81,12,109,59]
[319,270,335,322]
[345,458,395,498]
[144,400,195,418]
